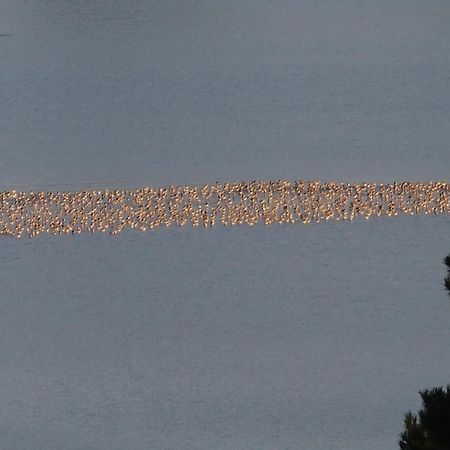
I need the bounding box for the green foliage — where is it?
[399,386,450,450]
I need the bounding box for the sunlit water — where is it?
[1,1,449,449]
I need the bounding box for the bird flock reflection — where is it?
[1,180,449,238]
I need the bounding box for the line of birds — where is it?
[1,180,449,238]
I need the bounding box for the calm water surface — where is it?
[1,0,449,189]
[1,2,450,450]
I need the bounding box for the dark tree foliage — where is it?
[444,255,450,295]
[399,385,450,450]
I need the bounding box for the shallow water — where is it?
[2,216,450,450]
[1,0,449,189]
[1,1,450,449]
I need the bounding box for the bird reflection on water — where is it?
[1,180,449,238]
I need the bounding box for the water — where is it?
[1,0,449,189]
[1,1,450,449]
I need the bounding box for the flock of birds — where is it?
[1,180,449,238]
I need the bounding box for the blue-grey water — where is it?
[1,0,449,189]
[1,1,450,449]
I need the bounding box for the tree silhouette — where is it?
[399,256,450,449]
[399,385,450,450]
[444,254,450,294]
